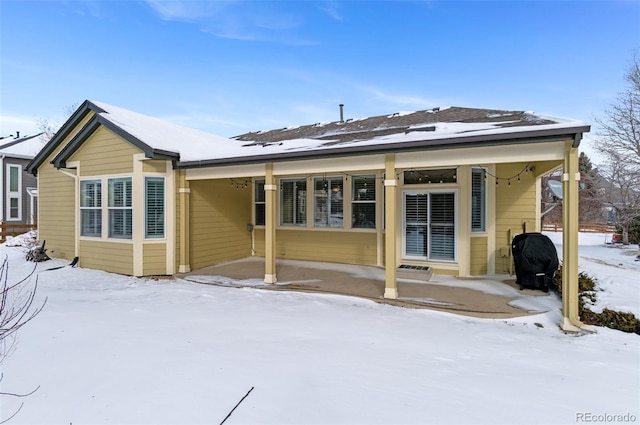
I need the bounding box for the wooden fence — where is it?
[542,223,616,233]
[0,222,38,243]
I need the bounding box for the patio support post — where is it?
[561,142,583,331]
[384,153,398,299]
[264,163,277,284]
[178,171,191,273]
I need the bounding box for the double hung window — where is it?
[6,165,21,220]
[352,175,376,228]
[80,180,102,237]
[314,177,344,228]
[108,177,132,239]
[281,179,306,226]
[80,176,164,240]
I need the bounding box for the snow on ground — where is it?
[0,233,638,425]
[545,231,640,317]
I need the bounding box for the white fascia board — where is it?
[272,154,386,175]
[396,140,566,169]
[186,163,266,180]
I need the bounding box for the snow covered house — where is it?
[0,133,44,225]
[27,100,590,331]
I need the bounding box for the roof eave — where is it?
[177,124,591,169]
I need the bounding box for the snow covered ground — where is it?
[0,232,638,425]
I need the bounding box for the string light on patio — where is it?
[481,163,535,187]
[229,178,251,190]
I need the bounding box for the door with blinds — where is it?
[403,191,456,261]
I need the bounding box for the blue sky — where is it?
[1,1,639,158]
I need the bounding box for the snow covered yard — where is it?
[0,233,638,425]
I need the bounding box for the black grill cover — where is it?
[511,232,559,291]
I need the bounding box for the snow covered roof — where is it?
[27,100,590,175]
[0,133,46,159]
[183,106,589,167]
[234,107,559,145]
[89,101,234,162]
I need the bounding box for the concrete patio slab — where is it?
[177,257,557,319]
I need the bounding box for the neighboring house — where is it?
[27,100,589,331]
[0,133,44,225]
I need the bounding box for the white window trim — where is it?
[402,189,458,263]
[6,164,22,221]
[144,176,166,240]
[26,187,37,225]
[279,177,307,227]
[108,177,133,240]
[313,175,344,228]
[78,175,134,242]
[79,179,102,238]
[254,178,265,227]
[351,174,377,230]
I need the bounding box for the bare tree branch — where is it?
[0,257,46,423]
[593,55,640,244]
[0,373,41,424]
[0,257,47,363]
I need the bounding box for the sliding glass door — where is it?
[403,191,456,261]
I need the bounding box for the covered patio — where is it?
[177,257,558,319]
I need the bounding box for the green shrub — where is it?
[553,264,640,335]
[552,265,596,294]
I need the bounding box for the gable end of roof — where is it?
[51,115,178,169]
[27,100,180,175]
[26,100,104,175]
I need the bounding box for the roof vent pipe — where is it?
[339,104,344,123]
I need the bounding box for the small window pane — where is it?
[255,180,265,203]
[352,203,375,228]
[404,168,457,184]
[81,180,101,208]
[109,209,133,239]
[255,179,265,225]
[255,204,266,226]
[9,167,19,192]
[81,210,102,237]
[352,176,375,201]
[108,178,132,208]
[9,198,19,219]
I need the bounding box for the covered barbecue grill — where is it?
[511,232,559,291]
